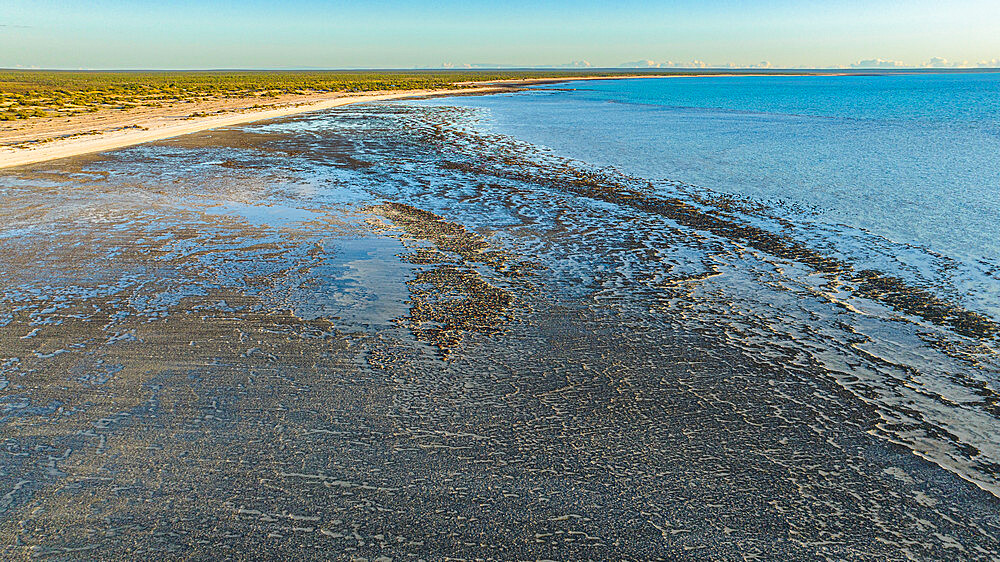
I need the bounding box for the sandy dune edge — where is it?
[0,87,498,169]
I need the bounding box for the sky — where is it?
[2,0,999,70]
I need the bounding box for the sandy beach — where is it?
[0,86,505,169]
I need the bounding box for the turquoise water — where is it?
[425,73,1000,318]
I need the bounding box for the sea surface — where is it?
[427,73,1000,317]
[1,73,999,559]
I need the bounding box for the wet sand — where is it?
[1,101,999,560]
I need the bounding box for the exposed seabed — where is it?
[1,103,998,560]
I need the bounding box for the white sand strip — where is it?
[0,87,496,169]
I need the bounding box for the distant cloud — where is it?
[619,60,659,68]
[921,57,973,68]
[978,58,1000,68]
[619,60,710,69]
[620,59,775,70]
[438,61,592,69]
[848,57,984,69]
[849,58,906,68]
[442,62,494,69]
[923,57,953,68]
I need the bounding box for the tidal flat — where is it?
[1,99,999,560]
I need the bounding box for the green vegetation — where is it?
[0,69,663,121]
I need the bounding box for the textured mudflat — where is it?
[1,102,998,560]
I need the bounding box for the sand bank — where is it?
[0,86,502,169]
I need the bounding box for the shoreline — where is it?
[0,72,850,170]
[0,86,510,169]
[3,69,1000,558]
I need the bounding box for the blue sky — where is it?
[3,0,999,69]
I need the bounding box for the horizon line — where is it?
[3,67,1000,73]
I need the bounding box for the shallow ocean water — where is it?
[421,74,1000,317]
